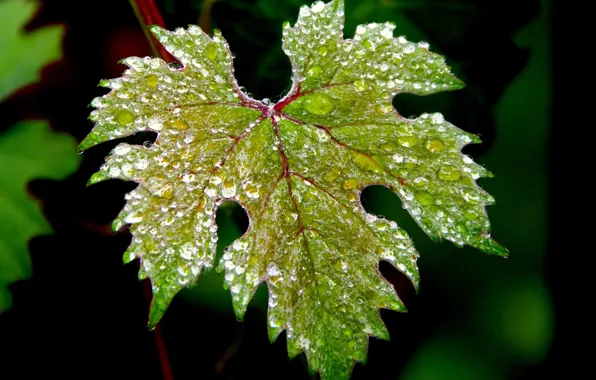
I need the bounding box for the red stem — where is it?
[141,278,175,380]
[129,0,178,63]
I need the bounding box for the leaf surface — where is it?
[81,1,506,377]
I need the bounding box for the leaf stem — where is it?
[141,279,175,380]
[128,0,178,62]
[199,0,216,35]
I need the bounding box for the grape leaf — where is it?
[0,0,79,311]
[80,0,507,378]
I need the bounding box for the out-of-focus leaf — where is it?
[0,0,79,311]
[0,122,79,311]
[0,0,63,102]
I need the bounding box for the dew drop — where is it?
[245,182,260,199]
[404,44,415,54]
[206,42,218,60]
[380,27,393,39]
[302,92,334,116]
[437,166,461,181]
[167,118,189,130]
[307,65,322,77]
[431,113,444,124]
[379,141,396,152]
[414,190,434,206]
[397,135,418,147]
[375,104,393,115]
[116,109,134,124]
[426,138,445,152]
[114,144,131,155]
[311,1,325,13]
[145,74,158,87]
[354,79,367,92]
[267,263,281,277]
[222,180,236,198]
[462,188,480,204]
[464,210,478,220]
[343,178,358,189]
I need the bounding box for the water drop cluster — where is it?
[80,1,505,379]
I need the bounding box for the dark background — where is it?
[0,0,580,378]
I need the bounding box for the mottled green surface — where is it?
[81,0,505,378]
[0,122,79,311]
[0,0,78,312]
[0,0,63,101]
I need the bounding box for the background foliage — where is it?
[0,0,560,379]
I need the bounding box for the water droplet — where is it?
[307,65,322,77]
[375,104,393,115]
[317,45,328,56]
[392,153,404,163]
[167,118,189,130]
[381,27,393,39]
[431,113,444,124]
[114,144,131,155]
[206,42,218,60]
[145,74,158,87]
[245,182,260,199]
[464,210,478,220]
[125,213,143,223]
[343,178,358,189]
[426,138,445,152]
[302,92,334,116]
[320,169,338,183]
[267,263,281,277]
[222,180,236,198]
[116,109,134,124]
[351,151,381,173]
[414,190,434,206]
[462,188,480,204]
[455,222,468,234]
[437,166,461,181]
[180,242,197,260]
[397,135,418,147]
[404,44,415,54]
[354,79,367,92]
[311,1,325,13]
[379,141,396,152]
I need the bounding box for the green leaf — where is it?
[0,122,79,311]
[81,0,506,378]
[0,0,78,311]
[0,0,63,102]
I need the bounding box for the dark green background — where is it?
[0,0,567,379]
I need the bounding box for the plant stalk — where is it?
[199,0,215,35]
[129,0,178,62]
[142,279,175,380]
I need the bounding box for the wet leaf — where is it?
[81,1,506,378]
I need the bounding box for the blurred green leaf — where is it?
[398,0,551,378]
[0,0,79,311]
[0,0,63,102]
[0,122,79,311]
